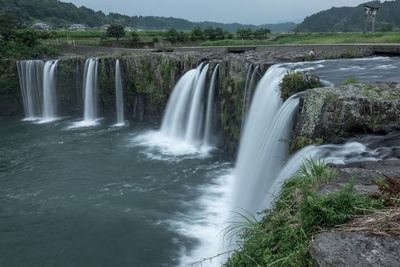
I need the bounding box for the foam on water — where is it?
[132,131,212,160]
[172,170,234,267]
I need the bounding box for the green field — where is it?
[41,30,400,48]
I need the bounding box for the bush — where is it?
[130,31,140,43]
[341,75,359,85]
[280,71,323,101]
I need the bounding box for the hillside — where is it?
[0,0,296,32]
[297,0,400,32]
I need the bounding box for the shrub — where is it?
[280,71,323,101]
[341,75,359,85]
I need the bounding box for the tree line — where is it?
[106,24,271,43]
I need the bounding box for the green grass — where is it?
[226,159,384,267]
[41,30,400,47]
[200,39,272,46]
[271,32,400,44]
[341,76,360,86]
[200,32,400,47]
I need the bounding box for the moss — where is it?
[56,57,85,116]
[219,67,246,142]
[280,71,323,101]
[0,59,20,115]
[341,76,359,85]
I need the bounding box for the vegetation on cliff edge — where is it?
[226,160,385,266]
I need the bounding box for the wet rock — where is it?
[310,231,400,267]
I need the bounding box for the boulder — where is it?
[294,83,400,143]
[310,231,400,267]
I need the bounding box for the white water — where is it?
[70,58,99,128]
[140,63,218,156]
[203,64,219,147]
[185,64,210,145]
[40,60,59,123]
[17,60,44,120]
[115,59,125,126]
[262,141,384,213]
[232,65,288,216]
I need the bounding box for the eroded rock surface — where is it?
[310,231,400,267]
[294,83,400,143]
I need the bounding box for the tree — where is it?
[379,22,393,32]
[214,28,225,40]
[236,28,252,39]
[130,30,140,43]
[190,26,204,41]
[204,27,216,40]
[0,12,20,41]
[253,28,271,39]
[106,24,125,40]
[165,28,179,43]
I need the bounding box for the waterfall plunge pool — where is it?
[0,118,232,267]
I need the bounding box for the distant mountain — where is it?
[196,21,296,33]
[0,0,296,32]
[297,0,400,32]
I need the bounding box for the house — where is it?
[33,23,50,30]
[68,24,86,31]
[101,24,111,30]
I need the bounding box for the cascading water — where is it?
[70,58,99,128]
[161,69,199,139]
[114,59,125,126]
[83,58,99,122]
[203,64,219,147]
[232,64,289,216]
[241,65,262,134]
[262,140,393,213]
[17,60,44,120]
[185,64,210,145]
[41,60,59,122]
[154,63,218,153]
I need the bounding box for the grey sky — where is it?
[64,0,383,24]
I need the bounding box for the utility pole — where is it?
[363,5,379,33]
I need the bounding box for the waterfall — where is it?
[159,63,217,151]
[185,64,210,144]
[115,59,125,126]
[17,60,44,120]
[203,64,219,147]
[83,58,99,122]
[161,69,199,139]
[241,65,261,134]
[41,60,59,122]
[240,65,253,133]
[68,58,99,128]
[232,64,290,217]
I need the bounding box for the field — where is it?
[41,30,400,48]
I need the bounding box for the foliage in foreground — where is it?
[280,71,323,101]
[226,160,384,267]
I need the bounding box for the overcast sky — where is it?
[64,0,383,25]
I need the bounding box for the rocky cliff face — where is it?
[0,60,21,116]
[293,83,400,146]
